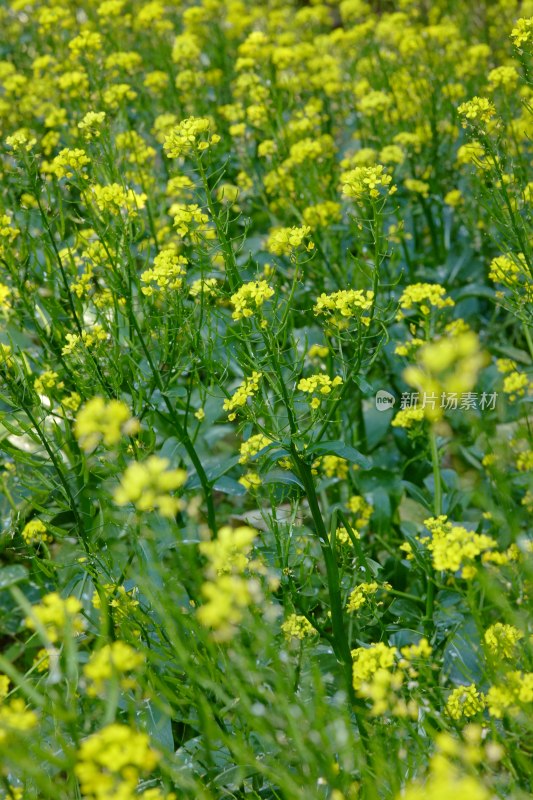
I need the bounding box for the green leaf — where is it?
[442,618,483,685]
[363,404,393,450]
[309,440,371,469]
[212,476,246,495]
[0,565,28,591]
[262,470,304,489]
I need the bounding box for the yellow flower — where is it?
[457,96,497,127]
[486,671,533,718]
[404,178,430,198]
[74,397,139,452]
[141,249,187,295]
[230,280,274,320]
[400,638,432,661]
[223,371,262,421]
[281,614,316,640]
[347,582,388,612]
[503,371,532,402]
[313,454,349,479]
[297,374,342,409]
[25,593,85,643]
[489,253,527,288]
[0,675,9,699]
[172,203,214,242]
[307,344,329,360]
[403,332,486,421]
[487,65,519,90]
[446,684,485,719]
[78,111,106,140]
[352,642,397,690]
[516,450,533,471]
[302,201,342,229]
[92,584,139,619]
[444,189,463,207]
[346,495,373,530]
[68,30,102,57]
[189,277,219,298]
[91,183,147,217]
[83,641,144,696]
[21,519,52,546]
[197,574,254,641]
[398,283,454,316]
[163,117,220,158]
[420,516,497,575]
[200,525,256,576]
[266,225,314,257]
[114,456,187,517]
[314,289,374,325]
[34,370,64,396]
[0,699,38,744]
[511,17,533,48]
[75,724,160,798]
[484,623,523,659]
[50,148,90,180]
[341,164,396,201]
[239,434,272,464]
[391,407,426,429]
[238,471,262,490]
[399,748,491,800]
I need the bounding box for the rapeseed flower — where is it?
[114,456,187,517]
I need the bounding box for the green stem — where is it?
[429,428,442,517]
[425,428,442,633]
[14,392,88,549]
[523,323,533,361]
[196,156,240,290]
[124,296,218,535]
[293,451,368,739]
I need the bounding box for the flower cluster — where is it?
[314,289,374,325]
[398,283,455,316]
[114,456,187,517]
[25,593,85,643]
[446,684,486,719]
[266,225,314,257]
[419,516,498,577]
[458,97,497,127]
[197,526,262,640]
[83,641,144,696]
[163,117,220,158]
[223,371,262,421]
[281,614,316,641]
[91,183,147,216]
[347,581,390,613]
[62,325,108,356]
[50,147,90,180]
[239,433,272,464]
[34,370,64,396]
[486,671,533,718]
[484,623,523,659]
[297,373,343,410]
[230,280,274,320]
[75,397,139,452]
[403,332,486,421]
[341,165,396,201]
[21,519,52,546]
[141,249,187,295]
[75,724,162,800]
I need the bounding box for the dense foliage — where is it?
[0,0,532,797]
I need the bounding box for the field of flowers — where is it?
[0,0,532,797]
